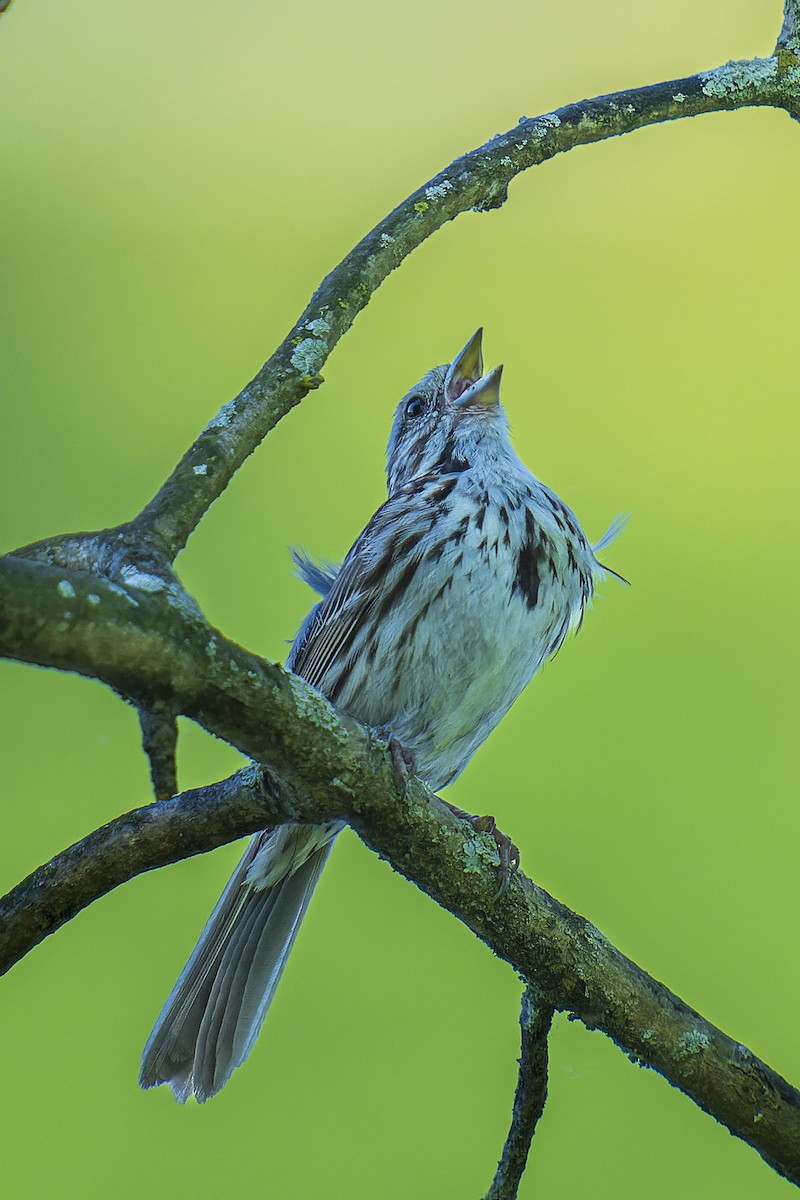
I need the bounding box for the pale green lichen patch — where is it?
[288,674,349,743]
[679,1029,709,1056]
[193,464,208,476]
[528,112,561,141]
[57,580,76,600]
[87,594,100,606]
[673,92,687,103]
[463,834,499,875]
[701,57,775,98]
[305,316,331,338]
[291,338,326,375]
[425,180,453,200]
[463,836,485,875]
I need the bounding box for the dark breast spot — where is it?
[514,540,540,610]
[513,507,555,611]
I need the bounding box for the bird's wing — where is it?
[286,482,435,691]
[286,510,390,689]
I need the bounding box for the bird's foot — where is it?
[377,728,417,796]
[444,802,520,898]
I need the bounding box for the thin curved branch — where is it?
[1,553,799,1185]
[0,766,278,972]
[132,53,795,562]
[485,988,554,1200]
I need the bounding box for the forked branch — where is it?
[1,554,799,1185]
[3,5,800,1192]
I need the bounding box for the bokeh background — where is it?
[1,2,798,1196]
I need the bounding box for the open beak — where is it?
[444,329,484,404]
[454,363,503,411]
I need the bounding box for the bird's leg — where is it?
[376,728,519,895]
[444,802,520,897]
[377,728,417,796]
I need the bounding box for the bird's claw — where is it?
[445,803,520,899]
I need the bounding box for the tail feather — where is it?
[193,886,271,1098]
[140,827,335,1102]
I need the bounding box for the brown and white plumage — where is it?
[139,330,620,1101]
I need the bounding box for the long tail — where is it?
[139,823,338,1103]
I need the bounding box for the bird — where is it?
[139,329,623,1102]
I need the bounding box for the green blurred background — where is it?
[1,1,798,1196]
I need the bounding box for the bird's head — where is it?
[386,329,508,495]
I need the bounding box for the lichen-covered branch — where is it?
[485,989,554,1200]
[4,11,800,1191]
[12,43,799,599]
[1,552,799,1185]
[779,0,800,53]
[131,53,797,563]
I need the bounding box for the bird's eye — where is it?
[405,395,424,419]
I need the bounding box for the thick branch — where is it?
[133,55,794,561]
[1,553,799,1185]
